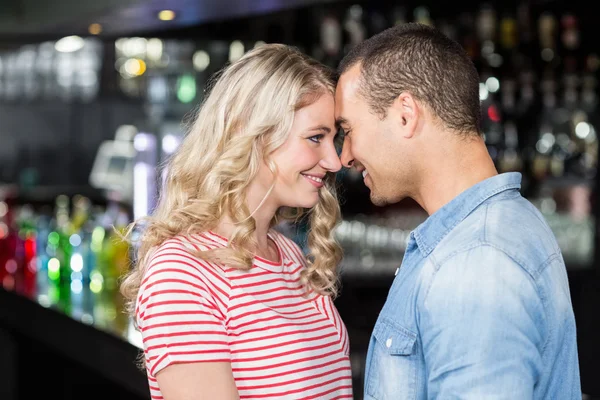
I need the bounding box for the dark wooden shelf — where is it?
[0,287,149,399]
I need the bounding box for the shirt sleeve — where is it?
[136,244,231,377]
[420,245,545,399]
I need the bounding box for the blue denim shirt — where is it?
[364,173,581,399]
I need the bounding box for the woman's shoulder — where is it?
[143,233,228,281]
[136,234,232,330]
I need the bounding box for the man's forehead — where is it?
[335,66,362,123]
[336,64,362,98]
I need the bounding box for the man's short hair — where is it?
[339,23,482,135]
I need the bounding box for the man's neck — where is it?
[415,136,498,216]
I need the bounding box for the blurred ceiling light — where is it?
[147,38,163,61]
[148,76,169,103]
[123,58,146,77]
[158,10,176,21]
[122,37,147,57]
[575,122,591,139]
[162,134,180,155]
[479,83,489,101]
[193,50,210,71]
[55,36,85,53]
[177,74,196,103]
[229,40,244,63]
[485,76,500,93]
[115,38,126,54]
[88,23,102,35]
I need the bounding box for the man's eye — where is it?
[334,132,346,155]
[336,129,350,143]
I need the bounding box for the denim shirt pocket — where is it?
[365,318,419,400]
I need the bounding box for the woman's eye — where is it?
[308,134,324,143]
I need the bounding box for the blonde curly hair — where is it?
[120,44,343,316]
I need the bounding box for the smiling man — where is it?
[335,22,581,399]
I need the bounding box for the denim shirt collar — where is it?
[412,172,522,257]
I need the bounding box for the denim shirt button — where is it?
[386,338,393,348]
[394,268,400,276]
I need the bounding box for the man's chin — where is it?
[370,189,405,207]
[370,192,390,207]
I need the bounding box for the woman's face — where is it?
[266,93,342,209]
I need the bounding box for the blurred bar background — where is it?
[0,0,599,398]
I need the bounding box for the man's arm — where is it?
[420,245,545,399]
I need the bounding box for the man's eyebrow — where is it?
[335,117,349,128]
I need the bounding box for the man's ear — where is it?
[391,92,420,139]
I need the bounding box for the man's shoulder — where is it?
[434,195,562,277]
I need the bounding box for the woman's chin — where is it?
[285,192,319,210]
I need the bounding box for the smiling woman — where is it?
[119,44,353,400]
[268,94,341,208]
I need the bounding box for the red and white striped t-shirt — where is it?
[136,230,353,399]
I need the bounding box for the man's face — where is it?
[335,64,413,206]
